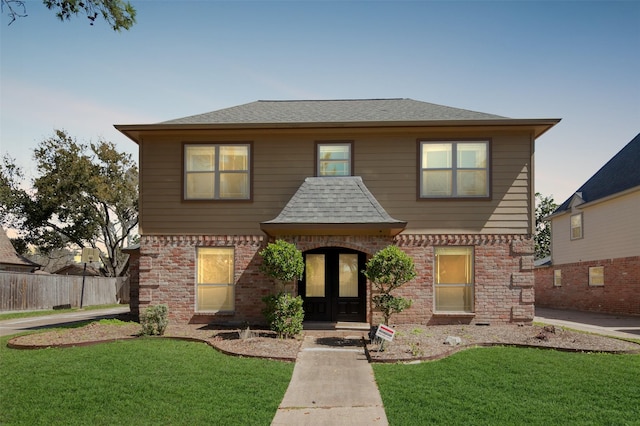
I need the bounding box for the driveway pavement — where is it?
[0,306,130,337]
[534,307,640,340]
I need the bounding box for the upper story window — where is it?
[420,141,489,198]
[184,144,250,200]
[570,213,583,240]
[317,142,352,176]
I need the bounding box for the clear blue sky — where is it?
[1,0,639,205]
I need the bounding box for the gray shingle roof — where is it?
[161,99,507,125]
[262,177,405,225]
[554,133,640,213]
[0,228,39,269]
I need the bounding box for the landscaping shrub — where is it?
[262,293,304,339]
[364,245,416,325]
[140,304,168,336]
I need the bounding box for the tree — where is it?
[0,130,138,277]
[2,0,136,30]
[363,245,416,325]
[535,192,557,259]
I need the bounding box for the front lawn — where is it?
[1,336,293,425]
[373,346,640,425]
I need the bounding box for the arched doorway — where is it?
[299,247,366,322]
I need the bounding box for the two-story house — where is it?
[535,133,640,316]
[116,99,559,326]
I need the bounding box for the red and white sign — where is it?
[375,324,395,342]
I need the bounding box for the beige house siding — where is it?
[550,189,640,264]
[138,128,534,236]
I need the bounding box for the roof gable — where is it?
[0,228,39,269]
[554,133,640,214]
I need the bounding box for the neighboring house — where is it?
[116,99,559,325]
[535,133,640,316]
[53,264,101,276]
[0,228,40,273]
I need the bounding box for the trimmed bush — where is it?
[259,240,304,284]
[140,304,168,336]
[262,293,304,339]
[364,245,416,325]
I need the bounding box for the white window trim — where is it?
[570,213,583,240]
[588,266,604,287]
[433,246,475,313]
[195,247,236,313]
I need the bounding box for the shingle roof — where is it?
[161,99,507,125]
[554,133,640,213]
[0,228,39,268]
[262,177,405,226]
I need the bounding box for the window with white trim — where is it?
[434,247,474,312]
[553,269,562,287]
[420,141,489,198]
[589,266,604,286]
[196,247,235,312]
[570,213,583,240]
[185,144,250,200]
[317,142,352,176]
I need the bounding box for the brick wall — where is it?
[135,233,535,325]
[535,256,640,316]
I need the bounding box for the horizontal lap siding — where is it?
[139,131,533,235]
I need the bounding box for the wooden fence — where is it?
[0,272,129,312]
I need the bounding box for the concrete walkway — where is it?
[534,307,640,340]
[271,330,388,426]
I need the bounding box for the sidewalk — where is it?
[534,307,640,340]
[271,330,388,426]
[0,306,130,337]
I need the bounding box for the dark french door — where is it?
[299,248,366,322]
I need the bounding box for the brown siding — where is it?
[138,129,533,236]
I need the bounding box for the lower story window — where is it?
[589,266,604,286]
[434,247,474,312]
[553,269,562,286]
[196,247,235,311]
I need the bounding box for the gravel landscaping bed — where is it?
[7,321,639,363]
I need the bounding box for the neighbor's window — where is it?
[434,247,474,312]
[185,144,250,200]
[553,269,562,287]
[317,142,352,176]
[196,247,235,311]
[589,266,604,286]
[420,141,489,198]
[570,213,583,240]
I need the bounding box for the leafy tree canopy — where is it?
[0,130,138,276]
[2,0,136,30]
[535,192,558,260]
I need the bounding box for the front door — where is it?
[299,248,366,322]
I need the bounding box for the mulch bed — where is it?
[7,321,640,363]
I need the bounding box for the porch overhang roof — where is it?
[260,177,407,237]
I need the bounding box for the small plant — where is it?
[411,327,424,335]
[259,240,304,290]
[409,342,424,357]
[364,245,416,325]
[262,292,304,339]
[140,304,168,336]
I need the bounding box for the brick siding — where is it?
[130,233,535,325]
[535,256,640,316]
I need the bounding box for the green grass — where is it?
[0,304,123,320]
[1,336,293,425]
[373,346,640,425]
